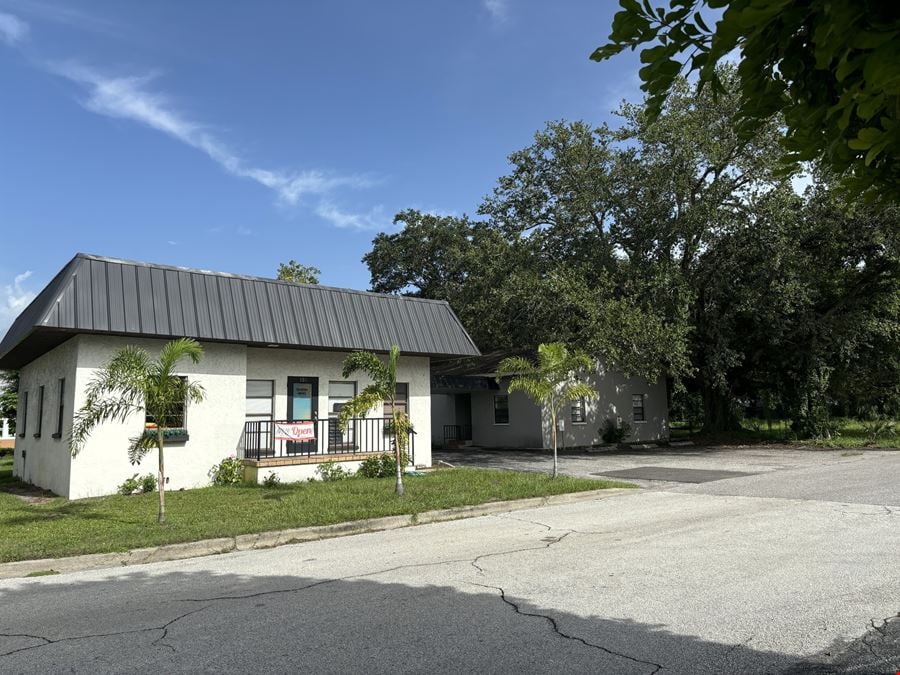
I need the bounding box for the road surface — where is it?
[0,449,897,673]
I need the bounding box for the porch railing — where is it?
[443,424,472,443]
[241,417,415,464]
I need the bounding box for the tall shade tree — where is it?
[338,345,409,496]
[69,338,206,524]
[496,343,598,478]
[277,260,321,284]
[592,0,900,201]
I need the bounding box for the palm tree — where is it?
[496,343,598,478]
[69,338,206,524]
[338,345,409,496]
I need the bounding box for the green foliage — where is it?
[262,471,281,488]
[339,345,410,495]
[600,419,631,445]
[118,473,157,496]
[357,451,411,479]
[592,0,900,201]
[0,468,629,564]
[209,456,244,486]
[497,343,599,477]
[277,260,321,284]
[0,370,18,435]
[70,337,206,524]
[316,461,352,482]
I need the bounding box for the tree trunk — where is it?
[157,433,166,525]
[700,384,740,434]
[393,409,404,497]
[551,412,558,479]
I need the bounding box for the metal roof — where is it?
[0,253,480,369]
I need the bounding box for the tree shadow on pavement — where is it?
[0,567,891,674]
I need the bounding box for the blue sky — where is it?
[0,0,642,331]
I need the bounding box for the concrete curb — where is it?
[0,488,635,580]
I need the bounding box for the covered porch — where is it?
[240,416,416,469]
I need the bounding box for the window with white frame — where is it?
[493,394,509,425]
[245,380,274,422]
[632,394,645,422]
[328,381,357,420]
[571,397,586,424]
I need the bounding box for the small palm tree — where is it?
[496,343,598,478]
[69,338,206,524]
[338,345,409,496]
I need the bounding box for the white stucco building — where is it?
[431,352,669,450]
[0,254,479,498]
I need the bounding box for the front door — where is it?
[287,377,318,455]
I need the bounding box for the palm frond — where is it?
[506,376,554,405]
[157,338,203,377]
[70,396,142,456]
[337,386,386,431]
[386,345,400,391]
[127,431,157,465]
[559,381,598,405]
[496,356,539,380]
[341,351,388,383]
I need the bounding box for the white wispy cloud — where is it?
[52,63,374,205]
[1,271,36,332]
[0,11,28,44]
[483,0,509,23]
[315,201,390,231]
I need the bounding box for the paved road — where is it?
[0,450,898,674]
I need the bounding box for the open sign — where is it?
[274,421,316,442]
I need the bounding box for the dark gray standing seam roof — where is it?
[0,254,481,369]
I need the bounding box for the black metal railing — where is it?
[241,417,415,463]
[443,424,473,443]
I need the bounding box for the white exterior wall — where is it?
[470,386,544,448]
[14,337,79,495]
[69,336,248,499]
[246,347,432,473]
[14,336,435,498]
[545,368,669,448]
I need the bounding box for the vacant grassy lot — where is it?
[670,417,899,449]
[0,458,629,563]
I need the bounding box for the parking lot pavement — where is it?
[1,471,898,674]
[434,445,900,493]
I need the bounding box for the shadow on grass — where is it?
[1,567,887,673]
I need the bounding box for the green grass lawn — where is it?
[670,417,899,449]
[0,458,630,563]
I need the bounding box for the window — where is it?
[245,379,274,422]
[383,383,408,419]
[33,386,44,438]
[145,376,187,429]
[632,394,645,422]
[53,379,65,439]
[571,397,586,424]
[329,381,357,448]
[328,381,356,420]
[493,394,509,425]
[18,391,27,438]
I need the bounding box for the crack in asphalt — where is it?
[0,508,641,668]
[468,580,664,674]
[0,605,210,658]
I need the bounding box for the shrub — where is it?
[118,473,157,495]
[140,473,157,493]
[357,451,411,479]
[316,461,352,482]
[209,456,244,486]
[600,419,631,444]
[861,416,897,445]
[262,471,281,488]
